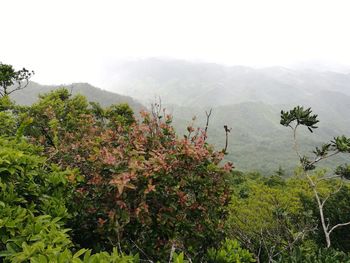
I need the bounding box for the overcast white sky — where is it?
[2,0,350,88]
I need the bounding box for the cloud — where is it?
[2,0,350,86]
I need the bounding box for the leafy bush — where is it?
[23,89,232,261]
[277,247,350,263]
[0,96,21,136]
[0,135,142,262]
[0,136,77,262]
[207,239,255,263]
[5,247,139,263]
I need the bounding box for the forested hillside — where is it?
[11,81,144,113]
[8,60,350,174]
[107,59,350,173]
[1,62,350,262]
[111,59,350,106]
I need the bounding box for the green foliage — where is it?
[5,247,139,263]
[0,137,74,219]
[0,95,15,111]
[335,164,350,180]
[0,96,19,136]
[207,239,255,263]
[332,136,350,153]
[0,111,17,136]
[0,212,72,262]
[172,252,189,263]
[25,89,136,148]
[227,171,350,262]
[280,106,350,174]
[226,174,316,261]
[299,156,316,171]
[0,135,140,262]
[277,247,350,263]
[24,88,90,147]
[0,136,76,262]
[106,103,135,126]
[280,106,319,132]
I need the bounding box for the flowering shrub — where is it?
[25,89,233,260]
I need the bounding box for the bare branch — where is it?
[310,150,340,167]
[168,243,176,263]
[129,239,154,263]
[321,181,343,207]
[321,195,330,208]
[329,221,350,235]
[316,174,342,183]
[7,81,28,95]
[292,124,302,160]
[204,108,212,141]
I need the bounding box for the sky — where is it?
[2,0,350,88]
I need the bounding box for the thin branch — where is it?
[204,108,212,141]
[222,125,231,154]
[321,181,343,207]
[329,221,350,235]
[316,174,342,183]
[40,126,56,148]
[310,150,340,167]
[7,79,30,95]
[256,240,262,263]
[168,243,176,263]
[129,239,154,263]
[41,149,59,169]
[272,227,315,259]
[292,124,302,159]
[259,229,273,263]
[321,195,330,208]
[305,172,331,247]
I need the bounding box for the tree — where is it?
[0,62,34,97]
[281,106,350,248]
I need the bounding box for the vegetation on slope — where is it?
[1,63,350,262]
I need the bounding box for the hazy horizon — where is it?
[5,57,350,94]
[3,0,350,90]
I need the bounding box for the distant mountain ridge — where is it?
[108,58,350,174]
[111,58,350,107]
[11,82,145,113]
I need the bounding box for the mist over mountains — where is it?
[13,58,350,174]
[110,59,350,173]
[111,58,350,106]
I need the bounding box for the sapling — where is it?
[281,106,350,248]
